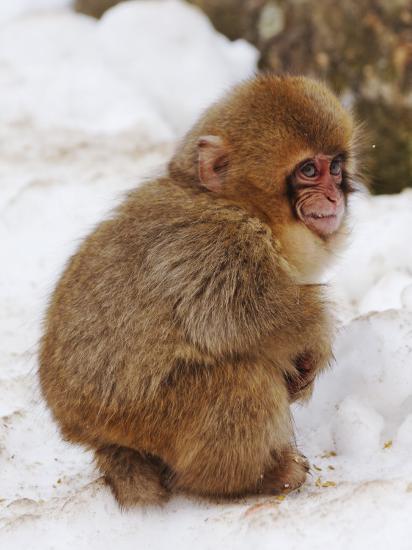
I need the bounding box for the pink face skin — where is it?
[293,153,345,238]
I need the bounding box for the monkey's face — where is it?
[171,75,360,248]
[196,135,353,242]
[288,153,349,238]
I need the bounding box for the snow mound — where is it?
[0,0,257,142]
[98,1,257,135]
[334,190,412,316]
[295,309,412,461]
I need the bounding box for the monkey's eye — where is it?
[299,162,317,178]
[330,158,342,176]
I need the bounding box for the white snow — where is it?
[1,1,412,549]
[0,0,70,26]
[0,0,257,139]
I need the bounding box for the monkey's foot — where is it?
[260,451,309,495]
[95,445,170,508]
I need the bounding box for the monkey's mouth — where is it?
[301,211,343,237]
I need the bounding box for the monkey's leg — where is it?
[95,445,170,507]
[169,436,309,498]
[164,372,309,498]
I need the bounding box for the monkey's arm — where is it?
[281,290,335,403]
[147,215,327,359]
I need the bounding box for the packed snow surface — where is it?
[1,2,412,549]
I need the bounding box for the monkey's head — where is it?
[169,75,363,279]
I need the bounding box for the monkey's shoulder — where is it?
[122,179,273,251]
[119,182,289,292]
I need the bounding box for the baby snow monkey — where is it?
[39,75,360,507]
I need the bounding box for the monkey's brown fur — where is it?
[39,75,358,507]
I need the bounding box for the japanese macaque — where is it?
[39,75,361,507]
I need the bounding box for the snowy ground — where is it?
[1,1,412,549]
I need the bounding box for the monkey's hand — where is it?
[287,350,329,403]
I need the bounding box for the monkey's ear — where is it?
[197,135,229,193]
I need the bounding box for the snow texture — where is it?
[1,1,412,549]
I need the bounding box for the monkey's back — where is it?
[39,178,291,453]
